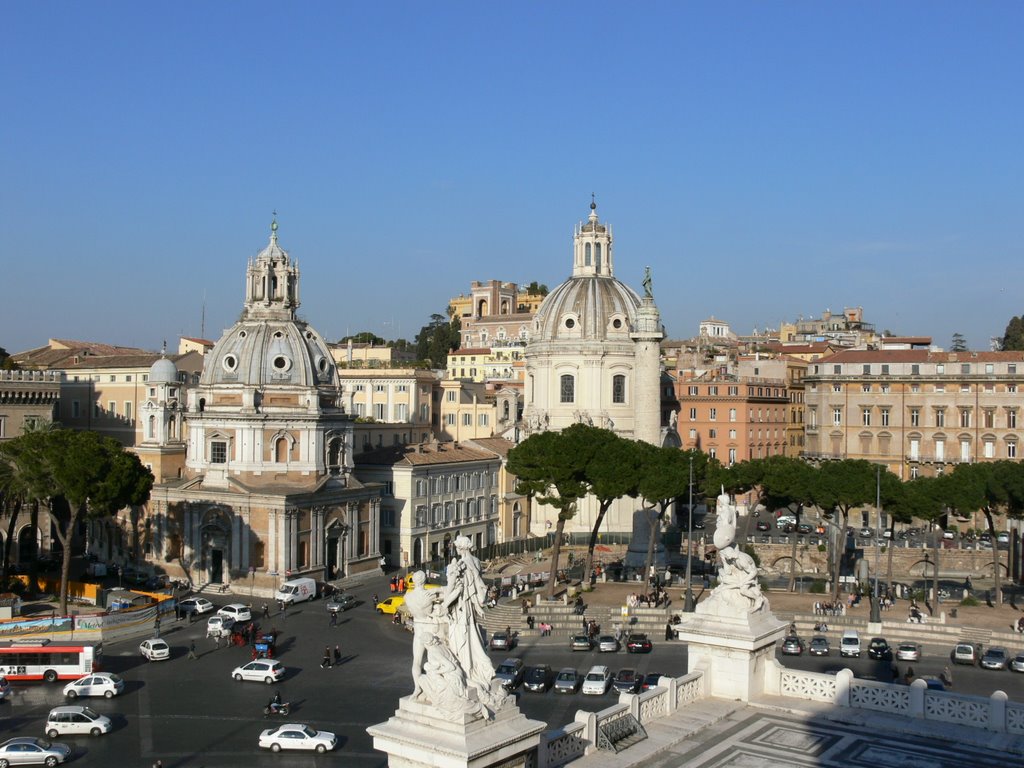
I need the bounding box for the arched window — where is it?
[612,374,626,404]
[595,242,602,270]
[585,242,592,265]
[502,401,510,421]
[275,437,289,463]
[560,374,575,403]
[146,415,155,440]
[169,415,178,440]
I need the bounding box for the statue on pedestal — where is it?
[696,488,767,617]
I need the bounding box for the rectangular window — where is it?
[107,400,116,416]
[688,428,697,439]
[909,438,920,460]
[353,403,365,416]
[383,481,394,496]
[395,403,408,421]
[881,408,890,427]
[709,408,717,421]
[708,448,717,459]
[612,374,626,404]
[72,401,80,418]
[109,375,116,382]
[729,408,736,422]
[478,413,488,426]
[729,429,737,439]
[1009,384,1018,394]
[984,441,995,459]
[961,440,970,462]
[689,408,697,421]
[708,428,717,438]
[833,384,842,393]
[861,383,871,393]
[687,386,698,396]
[862,408,871,426]
[832,407,842,426]
[375,403,386,420]
[935,384,945,393]
[911,364,920,375]
[961,363,970,375]
[1009,410,1018,429]
[911,383,920,393]
[1009,364,1017,375]
[935,409,945,427]
[124,401,132,420]
[833,365,841,374]
[959,409,971,428]
[445,413,456,425]
[210,441,227,463]
[881,364,890,375]
[708,385,718,396]
[935,440,945,461]
[937,364,945,374]
[985,363,994,374]
[560,374,574,404]
[808,408,817,428]
[1009,443,1018,459]
[984,410,995,428]
[462,413,472,426]
[728,386,738,396]
[862,364,871,375]
[446,390,456,402]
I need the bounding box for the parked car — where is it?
[896,643,921,662]
[840,631,861,658]
[0,737,71,766]
[952,642,980,666]
[626,634,652,654]
[139,638,170,661]
[641,673,665,691]
[258,724,337,753]
[179,597,214,615]
[781,636,804,656]
[489,632,516,651]
[868,637,893,661]
[553,667,581,694]
[63,673,124,700]
[324,593,356,613]
[570,635,593,652]
[981,646,1009,670]
[231,659,285,684]
[1010,652,1024,673]
[581,665,611,695]
[44,706,112,738]
[612,668,641,694]
[494,658,525,690]
[808,636,830,656]
[523,665,551,693]
[144,574,170,591]
[756,521,772,532]
[597,635,620,653]
[942,529,956,540]
[797,523,813,535]
[217,603,252,623]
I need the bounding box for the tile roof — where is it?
[820,349,1024,363]
[356,442,500,467]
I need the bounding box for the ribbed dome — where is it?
[200,319,336,388]
[149,357,179,384]
[532,275,641,342]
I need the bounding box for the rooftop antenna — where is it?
[200,289,206,339]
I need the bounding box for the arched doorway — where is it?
[413,538,423,567]
[200,509,232,584]
[324,518,349,580]
[17,526,38,567]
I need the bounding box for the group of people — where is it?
[388,575,407,593]
[1015,615,1024,633]
[812,600,847,617]
[625,591,667,609]
[320,644,342,668]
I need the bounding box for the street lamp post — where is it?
[683,455,696,612]
[870,465,882,623]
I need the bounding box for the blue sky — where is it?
[3,2,1021,354]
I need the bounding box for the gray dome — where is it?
[201,319,337,388]
[533,275,641,342]
[149,357,179,384]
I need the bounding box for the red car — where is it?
[625,634,652,654]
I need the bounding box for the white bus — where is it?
[0,639,102,683]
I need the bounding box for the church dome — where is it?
[149,356,179,384]
[199,221,338,389]
[533,276,641,342]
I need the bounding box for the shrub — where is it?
[817,544,827,552]
[960,595,980,607]
[809,580,827,594]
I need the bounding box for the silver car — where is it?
[896,642,921,662]
[981,646,1009,670]
[0,737,72,766]
[553,667,581,694]
[1010,652,1024,673]
[597,635,620,653]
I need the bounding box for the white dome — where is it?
[149,357,179,384]
[532,275,641,342]
[201,319,337,389]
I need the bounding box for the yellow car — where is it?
[375,596,405,615]
[404,582,443,593]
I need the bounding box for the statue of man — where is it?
[642,266,653,299]
[404,570,444,700]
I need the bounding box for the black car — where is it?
[868,637,893,661]
[523,664,551,692]
[756,520,772,531]
[626,634,652,654]
[641,672,664,691]
[612,668,641,693]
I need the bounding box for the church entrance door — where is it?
[210,549,223,583]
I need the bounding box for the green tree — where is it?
[415,313,461,367]
[950,333,967,352]
[507,431,588,598]
[1001,315,1024,351]
[525,282,549,296]
[339,331,386,346]
[879,471,924,587]
[746,456,817,592]
[811,460,878,600]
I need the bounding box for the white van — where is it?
[45,705,113,737]
[275,577,318,605]
[840,630,861,658]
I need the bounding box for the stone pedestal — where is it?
[368,696,546,768]
[675,610,788,701]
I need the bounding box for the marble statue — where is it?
[696,488,767,617]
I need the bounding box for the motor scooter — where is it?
[263,701,291,717]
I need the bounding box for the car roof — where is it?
[556,667,577,674]
[586,665,609,674]
[48,705,93,714]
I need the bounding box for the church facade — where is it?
[142,222,382,594]
[523,203,668,537]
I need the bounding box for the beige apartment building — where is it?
[336,368,439,452]
[446,344,526,383]
[437,379,497,442]
[450,279,543,350]
[803,349,1024,479]
[0,369,60,441]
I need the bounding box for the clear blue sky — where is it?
[3,2,1021,354]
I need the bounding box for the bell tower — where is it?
[244,217,301,321]
[572,199,614,278]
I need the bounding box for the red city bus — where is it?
[0,639,102,682]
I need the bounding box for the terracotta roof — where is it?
[62,353,198,371]
[180,337,215,346]
[463,437,514,457]
[764,342,837,354]
[13,340,151,369]
[819,349,1024,364]
[449,348,492,356]
[356,442,500,467]
[879,336,931,344]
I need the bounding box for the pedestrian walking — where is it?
[281,601,287,620]
[665,621,673,641]
[321,646,332,669]
[333,644,341,665]
[187,640,197,660]
[262,603,270,619]
[154,617,161,638]
[330,610,338,627]
[372,593,379,608]
[213,634,221,650]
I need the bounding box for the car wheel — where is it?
[91,727,102,736]
[47,729,59,739]
[0,759,8,768]
[104,690,114,699]
[44,669,58,683]
[45,758,59,768]
[376,608,383,614]
[234,674,243,681]
[271,743,282,753]
[316,744,327,754]
[66,690,78,699]
[265,677,274,684]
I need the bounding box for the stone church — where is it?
[142,222,382,593]
[523,202,668,536]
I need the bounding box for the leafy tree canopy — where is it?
[950,332,967,352]
[339,331,386,346]
[524,282,549,296]
[1001,315,1024,351]
[415,312,461,366]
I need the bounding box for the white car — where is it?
[218,603,252,623]
[62,672,124,700]
[232,659,285,684]
[45,705,113,737]
[139,638,170,661]
[581,665,612,695]
[258,723,337,753]
[207,615,234,637]
[179,597,214,615]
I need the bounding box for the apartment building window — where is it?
[729,429,737,439]
[909,438,920,460]
[560,374,574,403]
[708,448,717,459]
[985,441,995,459]
[728,386,738,396]
[72,401,80,418]
[935,384,945,393]
[728,448,737,464]
[984,410,995,428]
[959,409,971,428]
[395,403,408,421]
[478,413,488,426]
[911,364,920,375]
[935,409,945,428]
[689,429,697,439]
[446,413,456,425]
[689,408,697,421]
[353,403,365,416]
[833,365,841,374]
[937,364,945,374]
[832,407,842,426]
[833,384,842,393]
[861,384,871,393]
[911,383,920,393]
[729,408,736,422]
[446,390,456,402]
[808,408,817,428]
[935,440,945,462]
[431,476,442,494]
[1009,364,1017,375]
[880,384,890,394]
[985,364,994,374]
[960,384,971,393]
[415,479,427,496]
[462,413,472,426]
[1009,410,1018,429]
[961,364,970,375]
[374,384,387,393]
[709,408,717,421]
[612,374,626,404]
[862,408,871,426]
[109,375,116,382]
[1009,442,1018,459]
[709,428,717,439]
[396,384,409,392]
[124,402,132,420]
[687,386,698,396]
[708,386,718,396]
[881,364,890,375]
[862,364,871,375]
[910,466,919,479]
[960,440,970,462]
[455,500,464,521]
[880,408,890,427]
[382,508,395,527]
[1009,384,1018,394]
[210,441,227,464]
[431,504,442,526]
[414,505,427,526]
[375,403,387,420]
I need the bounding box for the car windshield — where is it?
[82,708,98,718]
[496,665,516,675]
[557,672,574,680]
[300,726,317,737]
[987,650,1006,658]
[586,673,604,681]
